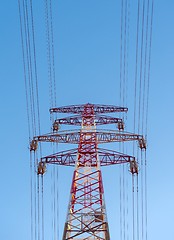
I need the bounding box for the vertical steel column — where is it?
[63,104,110,240]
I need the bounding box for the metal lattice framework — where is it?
[39,148,135,167]
[33,130,145,145]
[50,104,128,114]
[30,103,146,239]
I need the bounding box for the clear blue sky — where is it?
[0,0,174,239]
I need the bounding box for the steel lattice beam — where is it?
[50,103,128,114]
[33,130,145,148]
[39,148,135,167]
[55,114,123,126]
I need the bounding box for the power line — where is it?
[49,0,57,107]
[141,0,150,136]
[145,0,154,139]
[137,0,146,135]
[29,0,42,137]
[18,0,32,140]
[44,0,57,111]
[133,0,140,155]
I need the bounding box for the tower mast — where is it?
[63,103,110,239]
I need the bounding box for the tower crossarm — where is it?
[32,130,146,149]
[50,103,128,114]
[54,114,124,126]
[38,148,135,169]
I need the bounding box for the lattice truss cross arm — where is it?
[31,130,146,147]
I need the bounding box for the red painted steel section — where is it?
[55,115,123,126]
[62,103,110,239]
[34,130,145,145]
[40,148,135,167]
[50,103,128,114]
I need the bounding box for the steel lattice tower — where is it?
[30,103,146,240]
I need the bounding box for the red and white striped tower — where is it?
[62,104,110,239]
[30,103,146,240]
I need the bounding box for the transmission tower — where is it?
[30,103,146,240]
